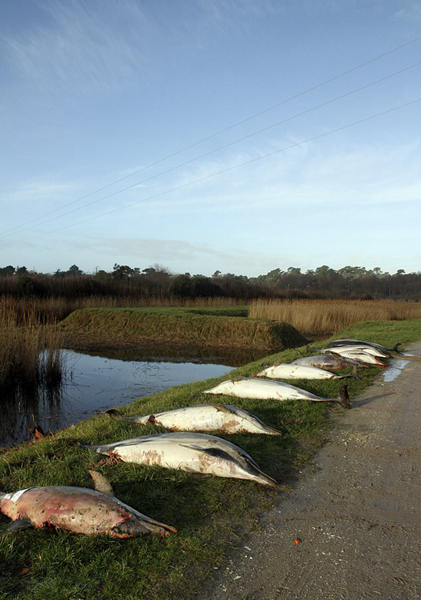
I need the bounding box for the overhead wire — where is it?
[10,95,421,245]
[2,58,421,239]
[1,33,421,237]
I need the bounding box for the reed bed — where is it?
[0,295,242,391]
[0,299,64,391]
[0,295,243,325]
[249,299,421,335]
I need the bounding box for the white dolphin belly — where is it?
[255,364,343,380]
[90,432,276,486]
[125,404,280,435]
[204,378,340,402]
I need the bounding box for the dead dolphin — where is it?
[85,433,276,487]
[288,354,363,371]
[326,338,402,354]
[321,345,389,359]
[322,348,387,367]
[0,471,176,538]
[107,404,281,435]
[204,378,350,408]
[255,363,358,381]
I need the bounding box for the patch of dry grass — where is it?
[249,299,421,335]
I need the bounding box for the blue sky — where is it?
[1,0,420,276]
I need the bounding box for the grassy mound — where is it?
[60,307,307,351]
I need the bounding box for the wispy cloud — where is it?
[1,0,155,91]
[0,0,295,92]
[1,178,81,203]
[117,139,421,217]
[395,1,421,21]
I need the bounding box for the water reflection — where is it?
[1,345,265,448]
[71,344,267,367]
[1,385,64,450]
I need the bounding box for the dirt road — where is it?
[199,342,421,600]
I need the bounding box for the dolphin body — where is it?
[204,378,350,408]
[86,433,276,487]
[255,363,356,381]
[0,471,176,538]
[108,404,281,436]
[321,345,389,359]
[288,354,362,371]
[326,338,402,354]
[322,348,387,367]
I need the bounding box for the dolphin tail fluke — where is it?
[393,342,403,354]
[78,441,100,452]
[337,385,351,409]
[337,365,360,380]
[105,409,122,418]
[351,365,360,380]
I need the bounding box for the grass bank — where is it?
[249,299,421,336]
[60,306,307,352]
[1,319,421,600]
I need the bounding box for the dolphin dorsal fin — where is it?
[88,470,114,497]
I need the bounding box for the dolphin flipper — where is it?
[5,518,33,533]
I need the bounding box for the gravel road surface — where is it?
[199,342,421,600]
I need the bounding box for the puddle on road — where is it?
[382,358,410,383]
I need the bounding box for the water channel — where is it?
[1,345,267,449]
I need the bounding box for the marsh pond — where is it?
[1,345,267,448]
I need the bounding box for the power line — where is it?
[11,96,421,245]
[2,34,421,237]
[3,59,421,238]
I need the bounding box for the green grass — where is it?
[60,306,307,351]
[1,319,421,600]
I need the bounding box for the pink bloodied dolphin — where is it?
[0,471,176,538]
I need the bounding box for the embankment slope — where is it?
[60,307,307,351]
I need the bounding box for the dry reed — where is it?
[0,298,64,391]
[0,295,243,390]
[0,295,243,325]
[249,299,421,335]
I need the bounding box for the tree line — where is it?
[0,263,420,300]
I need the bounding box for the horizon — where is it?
[1,262,417,278]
